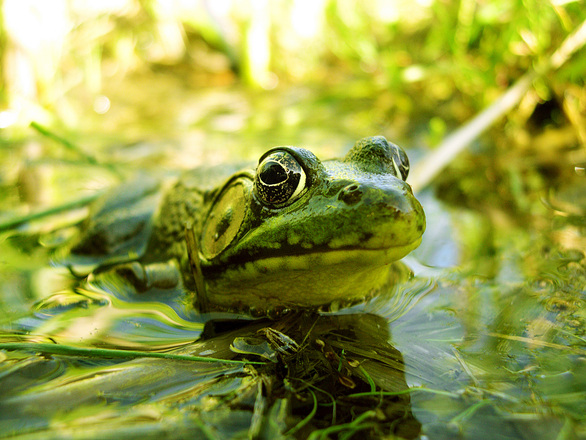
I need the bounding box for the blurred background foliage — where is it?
[1,0,584,137]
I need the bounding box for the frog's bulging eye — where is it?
[255,151,307,207]
[393,145,410,181]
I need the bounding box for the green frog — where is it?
[63,136,425,314]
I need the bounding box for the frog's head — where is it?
[198,136,425,311]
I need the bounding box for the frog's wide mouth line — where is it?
[204,238,422,280]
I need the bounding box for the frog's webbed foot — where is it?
[113,261,181,292]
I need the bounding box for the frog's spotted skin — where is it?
[64,136,425,312]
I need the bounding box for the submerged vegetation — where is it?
[0,0,585,439]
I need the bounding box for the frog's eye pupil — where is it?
[260,161,287,185]
[255,150,307,207]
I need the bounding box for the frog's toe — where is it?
[144,261,181,289]
[113,261,180,292]
[114,262,149,291]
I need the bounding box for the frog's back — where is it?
[58,176,163,272]
[60,163,249,273]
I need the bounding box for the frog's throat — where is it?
[203,238,421,309]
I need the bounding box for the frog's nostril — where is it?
[338,184,362,205]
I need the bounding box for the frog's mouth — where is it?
[200,238,422,309]
[202,237,422,280]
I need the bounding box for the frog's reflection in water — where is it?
[0,302,421,439]
[211,311,423,439]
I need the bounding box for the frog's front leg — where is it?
[113,260,181,292]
